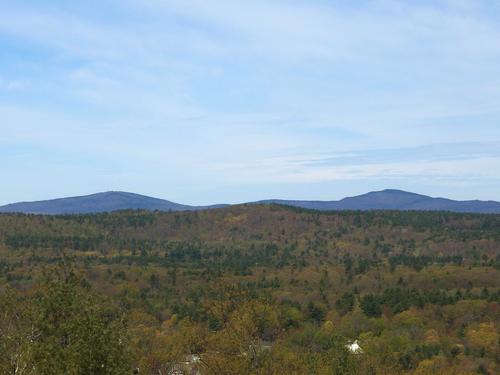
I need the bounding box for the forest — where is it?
[1,204,499,374]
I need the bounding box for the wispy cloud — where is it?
[209,142,500,185]
[298,142,500,167]
[0,0,500,204]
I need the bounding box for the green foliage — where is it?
[335,292,355,314]
[360,294,382,318]
[1,206,500,373]
[0,289,34,375]
[0,270,131,375]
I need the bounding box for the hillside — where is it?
[1,205,499,373]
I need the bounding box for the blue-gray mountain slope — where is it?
[256,189,500,214]
[1,189,499,214]
[0,191,225,215]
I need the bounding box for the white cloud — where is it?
[1,0,500,202]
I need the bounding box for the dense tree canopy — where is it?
[0,205,499,374]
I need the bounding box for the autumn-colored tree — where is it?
[466,322,499,356]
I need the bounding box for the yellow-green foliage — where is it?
[1,206,499,374]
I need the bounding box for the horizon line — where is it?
[1,188,499,208]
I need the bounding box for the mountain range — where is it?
[0,191,226,215]
[1,189,499,215]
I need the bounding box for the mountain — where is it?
[256,189,500,214]
[1,189,500,215]
[0,191,225,215]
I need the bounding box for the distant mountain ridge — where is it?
[0,191,226,215]
[256,189,500,213]
[1,189,499,215]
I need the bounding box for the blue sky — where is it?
[1,0,500,205]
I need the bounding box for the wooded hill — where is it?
[1,205,499,374]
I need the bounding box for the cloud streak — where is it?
[0,0,500,204]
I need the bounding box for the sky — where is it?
[1,0,500,205]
